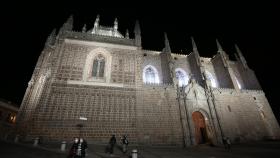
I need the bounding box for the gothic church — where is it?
[17,15,280,146]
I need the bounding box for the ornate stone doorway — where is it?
[192,111,208,144]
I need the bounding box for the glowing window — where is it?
[143,65,159,84]
[92,54,105,78]
[175,68,189,87]
[205,71,217,88]
[6,113,16,124]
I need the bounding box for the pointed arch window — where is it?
[205,71,217,88]
[143,65,159,84]
[175,68,189,87]
[92,54,105,78]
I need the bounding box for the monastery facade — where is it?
[17,15,280,146]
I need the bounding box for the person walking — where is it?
[121,135,129,153]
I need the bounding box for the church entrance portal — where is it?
[192,111,208,144]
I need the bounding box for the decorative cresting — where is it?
[90,15,124,38]
[143,65,160,84]
[175,68,189,87]
[83,47,112,83]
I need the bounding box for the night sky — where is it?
[0,1,279,122]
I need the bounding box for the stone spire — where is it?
[46,29,56,46]
[114,18,118,31]
[134,20,141,34]
[191,36,198,52]
[58,14,73,36]
[94,14,100,29]
[216,38,223,53]
[235,44,248,69]
[191,37,201,66]
[113,18,118,37]
[215,40,241,91]
[92,14,100,34]
[216,38,228,68]
[64,15,73,30]
[134,20,141,47]
[160,32,174,85]
[82,24,87,33]
[164,32,171,53]
[125,29,129,39]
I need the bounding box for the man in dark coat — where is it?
[68,137,79,158]
[77,138,88,158]
[121,135,129,153]
[226,137,231,151]
[109,135,117,154]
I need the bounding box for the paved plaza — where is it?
[1,140,280,158]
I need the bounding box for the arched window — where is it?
[205,71,217,88]
[143,65,159,84]
[175,68,189,87]
[92,54,105,78]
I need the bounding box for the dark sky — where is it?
[0,1,279,122]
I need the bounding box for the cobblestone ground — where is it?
[0,140,66,158]
[1,140,280,158]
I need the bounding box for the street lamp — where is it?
[79,116,87,121]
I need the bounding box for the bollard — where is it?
[14,135,20,143]
[33,137,39,146]
[132,149,137,158]
[61,141,67,151]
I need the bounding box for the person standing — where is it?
[78,138,88,158]
[68,137,79,158]
[121,135,129,153]
[109,134,117,154]
[226,137,231,151]
[222,137,227,149]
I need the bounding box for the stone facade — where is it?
[16,15,280,146]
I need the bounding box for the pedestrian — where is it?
[108,134,117,154]
[77,138,88,158]
[226,137,231,151]
[222,137,227,149]
[68,137,79,158]
[121,135,129,153]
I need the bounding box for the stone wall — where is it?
[142,50,163,84]
[188,53,203,86]
[160,53,173,84]
[230,62,244,89]
[173,54,191,80]
[232,61,261,90]
[30,83,137,143]
[212,55,234,88]
[136,85,183,145]
[213,89,280,142]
